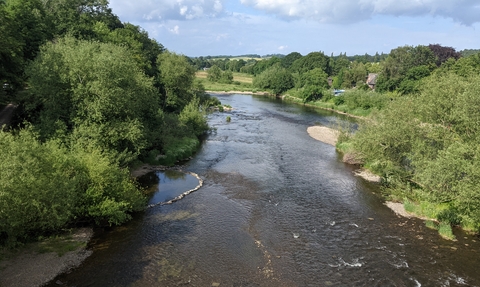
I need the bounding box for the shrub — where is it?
[438,222,455,240]
[333,95,345,106]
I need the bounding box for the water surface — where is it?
[49,94,480,287]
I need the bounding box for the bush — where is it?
[301,85,325,103]
[159,137,199,166]
[437,208,462,226]
[0,129,146,247]
[333,95,345,106]
[0,129,80,246]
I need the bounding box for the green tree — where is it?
[0,128,146,246]
[376,45,436,92]
[290,52,330,74]
[157,51,196,113]
[332,54,350,76]
[301,85,325,104]
[281,52,302,68]
[26,37,160,162]
[296,68,329,89]
[253,64,294,95]
[350,71,480,230]
[252,57,281,75]
[207,65,222,82]
[94,22,164,77]
[43,0,122,39]
[220,70,233,84]
[0,0,52,94]
[0,4,23,98]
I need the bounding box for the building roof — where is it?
[366,73,378,85]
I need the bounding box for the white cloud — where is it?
[239,0,480,25]
[278,45,287,51]
[109,0,224,22]
[169,25,180,34]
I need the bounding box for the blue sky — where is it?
[109,0,480,57]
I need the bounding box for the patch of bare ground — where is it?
[306,126,340,146]
[342,152,363,165]
[353,169,382,183]
[0,228,93,287]
[385,202,414,218]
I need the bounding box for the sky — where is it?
[108,0,480,57]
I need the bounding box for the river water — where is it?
[49,94,479,287]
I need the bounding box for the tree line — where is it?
[0,0,216,247]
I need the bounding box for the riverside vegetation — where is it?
[193,46,480,238]
[1,0,479,249]
[0,0,217,248]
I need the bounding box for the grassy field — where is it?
[196,71,256,92]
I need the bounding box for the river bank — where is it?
[305,125,421,220]
[207,90,365,120]
[0,228,93,287]
[306,125,381,182]
[305,124,460,236]
[0,165,203,287]
[206,90,270,96]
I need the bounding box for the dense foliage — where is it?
[343,59,480,232]
[0,0,212,247]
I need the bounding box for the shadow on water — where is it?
[138,170,200,205]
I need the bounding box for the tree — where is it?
[94,22,164,77]
[350,71,480,229]
[290,52,330,74]
[207,65,222,82]
[43,0,122,39]
[26,37,160,162]
[0,4,23,97]
[252,57,281,75]
[301,85,325,104]
[332,54,350,76]
[376,45,436,92]
[296,68,329,89]
[398,65,431,95]
[253,64,294,95]
[157,51,196,113]
[428,44,461,67]
[220,70,233,84]
[0,0,52,94]
[281,52,302,68]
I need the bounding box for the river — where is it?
[48,94,479,287]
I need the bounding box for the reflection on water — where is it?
[47,94,480,287]
[139,170,200,204]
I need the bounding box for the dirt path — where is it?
[0,104,17,130]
